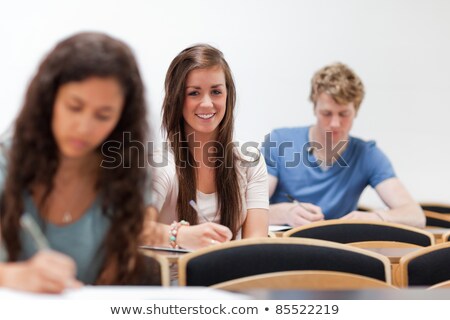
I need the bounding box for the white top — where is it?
[150,146,269,238]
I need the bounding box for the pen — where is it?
[189,200,210,222]
[20,213,50,250]
[285,193,316,215]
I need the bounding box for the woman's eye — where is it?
[96,114,111,121]
[187,91,199,96]
[212,90,222,95]
[67,105,82,111]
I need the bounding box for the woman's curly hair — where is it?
[0,32,157,284]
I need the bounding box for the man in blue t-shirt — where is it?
[262,63,424,228]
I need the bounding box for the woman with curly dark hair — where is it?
[0,32,157,292]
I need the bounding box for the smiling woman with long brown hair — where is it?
[0,32,158,292]
[148,44,269,250]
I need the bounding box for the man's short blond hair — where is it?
[310,63,365,112]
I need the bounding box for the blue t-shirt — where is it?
[261,126,396,219]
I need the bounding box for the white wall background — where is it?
[1,0,449,207]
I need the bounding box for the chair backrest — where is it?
[349,241,422,248]
[399,242,450,287]
[212,270,397,291]
[443,231,450,242]
[139,251,170,286]
[428,279,450,290]
[420,203,450,214]
[424,210,450,228]
[283,219,434,246]
[178,238,391,286]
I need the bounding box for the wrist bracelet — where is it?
[169,220,190,249]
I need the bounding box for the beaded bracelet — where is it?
[169,220,190,249]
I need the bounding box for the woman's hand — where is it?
[0,250,82,293]
[177,222,232,250]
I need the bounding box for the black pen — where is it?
[285,193,316,214]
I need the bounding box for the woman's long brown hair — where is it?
[0,32,156,284]
[161,44,242,238]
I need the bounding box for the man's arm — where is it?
[374,178,425,228]
[341,177,425,228]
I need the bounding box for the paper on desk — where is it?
[139,245,192,253]
[269,225,292,232]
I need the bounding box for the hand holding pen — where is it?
[284,194,324,226]
[285,194,318,214]
[1,213,83,293]
[180,200,232,248]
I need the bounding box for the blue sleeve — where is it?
[261,130,279,178]
[365,142,396,188]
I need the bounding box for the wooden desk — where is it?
[269,225,291,238]
[3,286,450,300]
[250,288,450,299]
[359,246,421,287]
[140,247,189,264]
[426,227,450,243]
[147,250,186,264]
[362,247,420,264]
[0,286,248,300]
